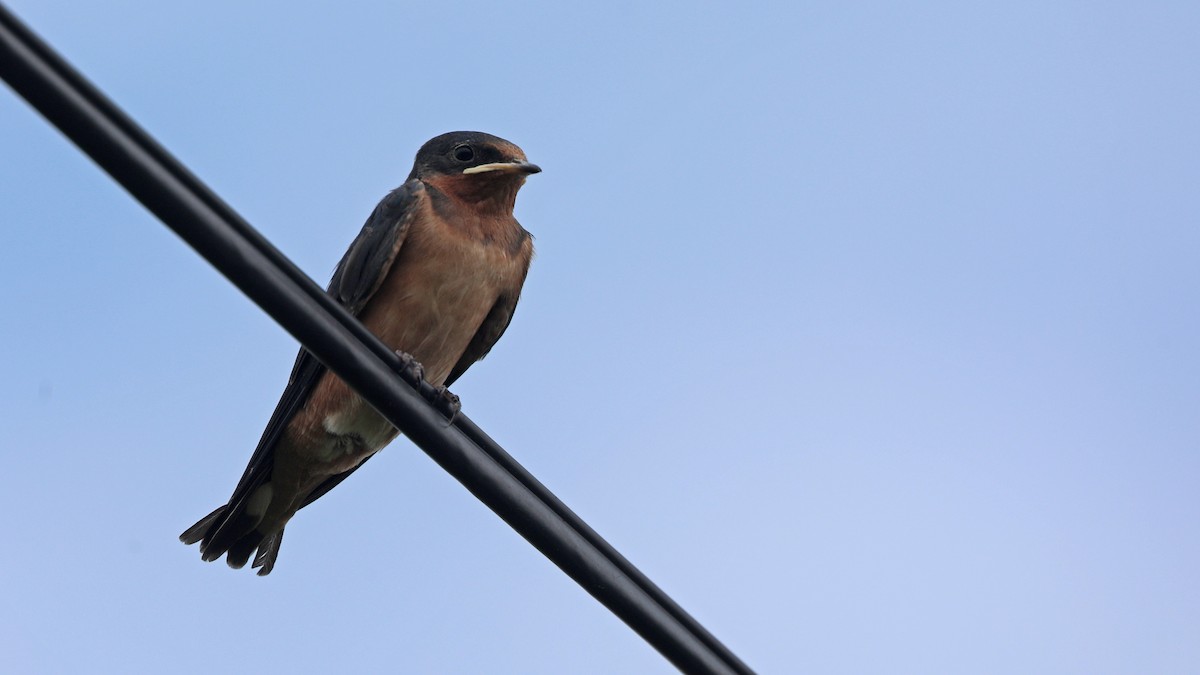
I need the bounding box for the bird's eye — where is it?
[452,145,475,162]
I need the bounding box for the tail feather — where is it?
[180,503,284,575]
[179,506,224,545]
[200,504,262,561]
[252,528,285,576]
[225,532,265,569]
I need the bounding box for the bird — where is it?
[180,131,540,575]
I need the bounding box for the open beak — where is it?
[462,160,542,175]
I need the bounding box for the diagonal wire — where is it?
[0,9,746,667]
[0,4,754,675]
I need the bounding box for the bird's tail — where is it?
[179,505,285,576]
[179,506,224,547]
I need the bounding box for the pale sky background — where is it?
[2,2,1198,673]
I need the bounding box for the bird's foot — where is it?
[392,350,427,388]
[393,350,461,423]
[428,387,461,424]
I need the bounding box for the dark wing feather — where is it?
[331,182,424,314]
[202,182,422,549]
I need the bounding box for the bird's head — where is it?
[409,131,540,212]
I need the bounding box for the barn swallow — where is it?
[180,131,539,575]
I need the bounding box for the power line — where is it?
[0,5,754,674]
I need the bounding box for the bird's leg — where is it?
[393,350,462,423]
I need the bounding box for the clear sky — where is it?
[2,1,1198,673]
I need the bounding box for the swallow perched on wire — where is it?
[181,131,539,575]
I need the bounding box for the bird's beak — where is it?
[462,160,542,175]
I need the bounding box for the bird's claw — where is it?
[430,387,461,425]
[392,350,426,388]
[393,350,461,423]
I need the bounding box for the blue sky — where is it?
[2,1,1198,672]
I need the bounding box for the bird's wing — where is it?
[214,182,422,526]
[329,181,425,314]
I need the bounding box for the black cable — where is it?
[0,16,750,671]
[0,16,750,672]
[0,9,751,672]
[0,5,754,674]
